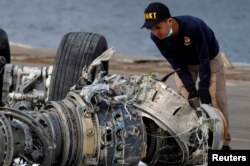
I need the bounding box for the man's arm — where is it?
[195,24,212,104]
[151,34,197,94]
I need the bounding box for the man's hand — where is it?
[199,89,211,104]
[188,97,200,109]
[188,89,200,109]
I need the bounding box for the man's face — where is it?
[149,19,169,40]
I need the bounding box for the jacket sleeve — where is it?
[195,25,212,91]
[151,34,196,93]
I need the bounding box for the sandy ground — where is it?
[10,44,250,81]
[10,45,250,149]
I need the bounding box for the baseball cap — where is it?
[141,2,171,29]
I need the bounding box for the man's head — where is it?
[141,2,173,39]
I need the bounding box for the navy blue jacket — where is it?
[151,15,219,93]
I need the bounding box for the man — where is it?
[141,2,231,149]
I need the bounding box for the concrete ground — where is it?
[226,80,250,149]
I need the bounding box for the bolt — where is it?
[116,144,125,151]
[86,129,95,137]
[115,158,125,164]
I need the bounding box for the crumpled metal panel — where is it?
[200,104,224,149]
[132,76,201,164]
[135,77,199,141]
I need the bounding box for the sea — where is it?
[0,0,250,63]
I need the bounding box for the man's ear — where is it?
[167,18,173,25]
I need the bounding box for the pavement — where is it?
[226,80,250,149]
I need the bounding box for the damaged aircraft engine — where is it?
[0,32,226,166]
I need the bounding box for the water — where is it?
[0,0,250,62]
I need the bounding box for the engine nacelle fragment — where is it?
[0,48,225,166]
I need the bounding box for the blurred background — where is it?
[0,0,249,62]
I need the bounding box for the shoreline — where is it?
[10,44,250,82]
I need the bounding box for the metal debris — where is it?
[0,48,225,166]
